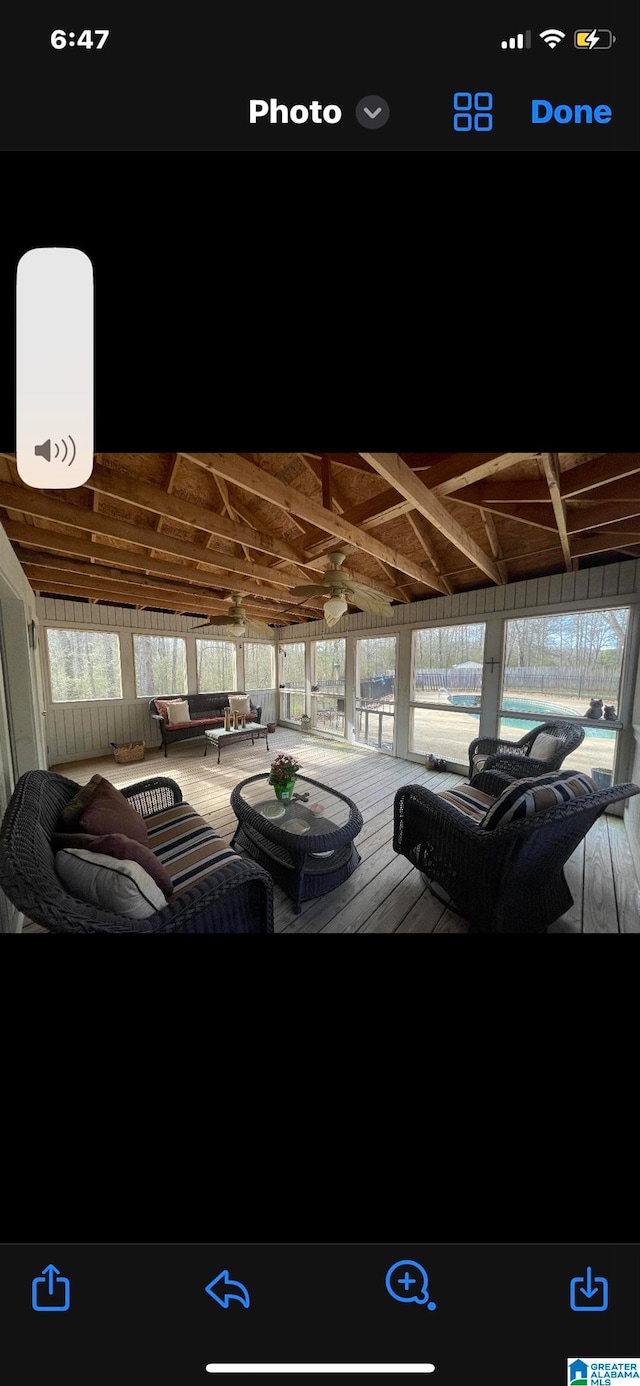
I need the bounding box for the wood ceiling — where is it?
[1,451,639,624]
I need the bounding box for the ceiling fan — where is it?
[193,593,272,638]
[290,552,395,626]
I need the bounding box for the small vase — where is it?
[274,778,296,802]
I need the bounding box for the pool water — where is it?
[448,693,615,740]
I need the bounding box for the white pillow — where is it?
[229,694,251,715]
[529,732,562,762]
[167,699,190,724]
[56,848,166,918]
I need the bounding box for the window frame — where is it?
[278,640,307,725]
[44,625,124,705]
[132,632,188,698]
[498,604,630,729]
[195,637,237,693]
[243,641,276,691]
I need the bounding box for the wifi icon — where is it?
[34,435,76,466]
[540,28,566,47]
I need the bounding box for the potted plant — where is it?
[268,753,301,802]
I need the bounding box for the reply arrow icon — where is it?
[205,1270,250,1308]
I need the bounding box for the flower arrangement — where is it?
[268,753,301,786]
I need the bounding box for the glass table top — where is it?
[237,773,352,834]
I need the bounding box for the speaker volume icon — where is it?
[34,436,76,466]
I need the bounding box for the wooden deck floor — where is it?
[23,729,640,934]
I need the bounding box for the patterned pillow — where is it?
[481,770,595,831]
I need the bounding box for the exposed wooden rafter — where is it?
[0,482,308,590]
[86,462,317,569]
[541,451,572,571]
[6,526,322,607]
[180,453,446,591]
[359,452,501,584]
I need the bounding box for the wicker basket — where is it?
[112,740,145,765]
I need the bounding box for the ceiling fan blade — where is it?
[197,614,238,627]
[246,619,273,636]
[290,584,329,597]
[346,585,395,618]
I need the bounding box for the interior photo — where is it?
[0,449,639,935]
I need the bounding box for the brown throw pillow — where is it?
[52,831,172,897]
[77,776,150,845]
[88,833,172,896]
[59,774,103,828]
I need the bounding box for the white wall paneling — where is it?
[36,599,277,764]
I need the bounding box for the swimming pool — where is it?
[448,693,615,740]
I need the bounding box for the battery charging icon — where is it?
[574,28,616,48]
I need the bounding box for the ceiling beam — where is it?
[566,475,640,505]
[566,501,640,533]
[447,479,549,505]
[560,453,640,498]
[0,482,308,589]
[479,510,508,583]
[180,453,445,591]
[150,452,181,564]
[359,452,501,584]
[454,497,558,530]
[320,456,332,510]
[23,566,294,620]
[86,461,315,568]
[571,531,640,557]
[404,512,453,595]
[414,453,538,496]
[7,528,317,606]
[541,452,572,571]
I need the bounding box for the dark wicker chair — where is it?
[0,770,274,934]
[468,720,586,781]
[393,769,639,933]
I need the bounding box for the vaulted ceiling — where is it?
[1,451,638,623]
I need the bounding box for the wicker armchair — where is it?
[0,770,273,934]
[393,771,639,933]
[468,720,585,781]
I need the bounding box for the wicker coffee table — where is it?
[204,724,269,764]
[230,772,363,913]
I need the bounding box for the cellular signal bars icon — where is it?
[501,30,531,48]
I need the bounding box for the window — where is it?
[356,636,397,750]
[133,635,187,696]
[46,628,123,703]
[500,608,630,776]
[409,622,487,761]
[196,639,236,692]
[312,638,345,735]
[244,642,275,690]
[279,641,306,724]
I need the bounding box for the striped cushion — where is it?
[471,753,490,772]
[144,801,238,896]
[437,783,495,824]
[481,770,595,831]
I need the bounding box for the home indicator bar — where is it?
[205,1368,436,1376]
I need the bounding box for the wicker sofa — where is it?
[394,768,639,933]
[150,693,262,756]
[0,770,273,934]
